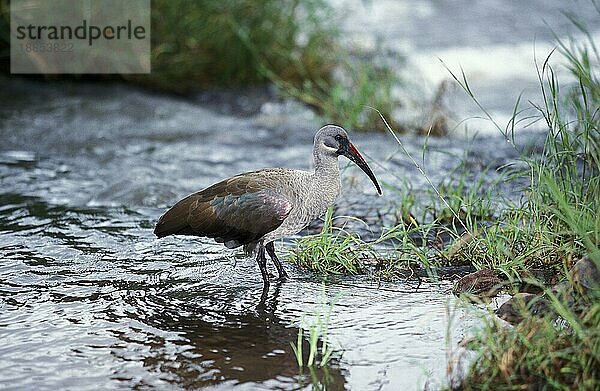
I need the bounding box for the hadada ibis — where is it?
[154,125,381,290]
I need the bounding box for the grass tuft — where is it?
[288,207,366,275]
[291,302,335,369]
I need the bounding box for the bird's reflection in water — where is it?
[116,281,346,390]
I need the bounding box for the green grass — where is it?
[270,55,405,132]
[447,8,600,390]
[457,302,600,390]
[429,167,495,230]
[287,207,366,275]
[456,197,600,390]
[288,203,445,280]
[288,160,501,279]
[143,0,338,91]
[127,0,405,132]
[290,302,335,369]
[290,297,340,391]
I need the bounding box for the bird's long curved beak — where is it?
[342,142,382,195]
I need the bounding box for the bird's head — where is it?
[314,125,382,195]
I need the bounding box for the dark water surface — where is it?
[0,76,534,390]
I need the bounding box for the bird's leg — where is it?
[256,243,270,289]
[257,285,269,312]
[265,241,288,281]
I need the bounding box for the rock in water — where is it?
[495,293,549,325]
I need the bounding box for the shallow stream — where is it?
[0,76,531,390]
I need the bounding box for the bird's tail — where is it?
[154,195,195,238]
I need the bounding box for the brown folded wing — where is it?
[154,172,293,248]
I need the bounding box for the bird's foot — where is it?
[276,274,289,282]
[276,267,289,281]
[267,272,288,282]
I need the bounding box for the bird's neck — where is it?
[310,150,342,208]
[313,150,340,181]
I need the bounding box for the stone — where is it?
[495,292,550,325]
[570,256,600,299]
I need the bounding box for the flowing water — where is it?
[0,76,531,390]
[1,1,595,390]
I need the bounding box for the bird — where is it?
[154,125,381,292]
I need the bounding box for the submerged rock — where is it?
[453,268,503,297]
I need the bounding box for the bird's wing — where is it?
[154,172,293,248]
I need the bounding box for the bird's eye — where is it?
[334,135,343,141]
